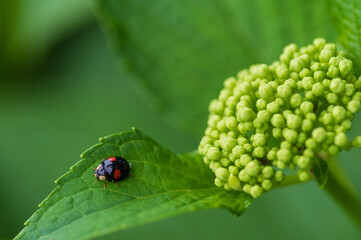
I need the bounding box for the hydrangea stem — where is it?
[276,156,361,232]
[276,174,302,188]
[323,155,361,232]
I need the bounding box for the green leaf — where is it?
[328,0,361,75]
[15,129,252,240]
[312,157,328,188]
[0,0,92,74]
[96,0,336,136]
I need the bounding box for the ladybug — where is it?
[94,156,131,188]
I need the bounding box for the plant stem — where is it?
[323,155,361,232]
[276,174,302,188]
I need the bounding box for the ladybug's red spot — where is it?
[114,169,121,179]
[108,157,116,162]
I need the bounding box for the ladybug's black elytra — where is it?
[94,156,131,188]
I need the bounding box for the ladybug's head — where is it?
[94,164,106,180]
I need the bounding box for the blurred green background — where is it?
[1,0,361,239]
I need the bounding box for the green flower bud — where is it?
[215,168,229,182]
[353,93,361,101]
[327,66,339,78]
[207,147,222,160]
[277,84,293,99]
[297,156,311,169]
[244,143,253,152]
[327,93,339,104]
[305,138,318,150]
[347,100,361,113]
[271,114,286,128]
[332,106,347,123]
[312,127,327,143]
[277,161,287,169]
[284,43,298,53]
[287,114,302,129]
[274,171,285,182]
[229,166,239,175]
[238,136,248,146]
[319,43,336,62]
[237,107,256,122]
[334,132,348,148]
[277,148,292,162]
[303,149,314,158]
[298,132,307,144]
[257,110,271,123]
[209,100,224,114]
[239,169,251,182]
[329,145,340,155]
[313,71,325,82]
[240,154,252,166]
[224,117,237,131]
[290,93,303,108]
[242,184,251,194]
[342,119,352,130]
[221,158,231,167]
[252,64,269,78]
[228,174,242,190]
[302,77,314,90]
[298,170,311,182]
[262,179,273,191]
[299,68,312,78]
[290,58,305,72]
[267,101,281,113]
[252,133,268,147]
[276,66,289,79]
[352,136,361,148]
[267,148,278,160]
[314,38,326,49]
[259,84,275,102]
[322,113,333,125]
[339,59,353,77]
[300,101,314,114]
[220,137,237,152]
[311,82,325,96]
[246,160,261,176]
[256,99,268,110]
[330,78,346,93]
[345,83,355,96]
[272,128,283,139]
[262,166,275,178]
[283,128,298,143]
[281,141,292,149]
[252,147,265,158]
[219,89,232,102]
[224,77,236,89]
[250,185,264,198]
[224,183,231,191]
[214,178,224,187]
[201,38,360,198]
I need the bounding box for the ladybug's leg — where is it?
[103,179,107,189]
[116,182,120,187]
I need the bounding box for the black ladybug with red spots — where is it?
[94,156,131,188]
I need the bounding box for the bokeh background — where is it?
[1,0,361,239]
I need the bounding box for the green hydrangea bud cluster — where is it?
[199,38,361,199]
